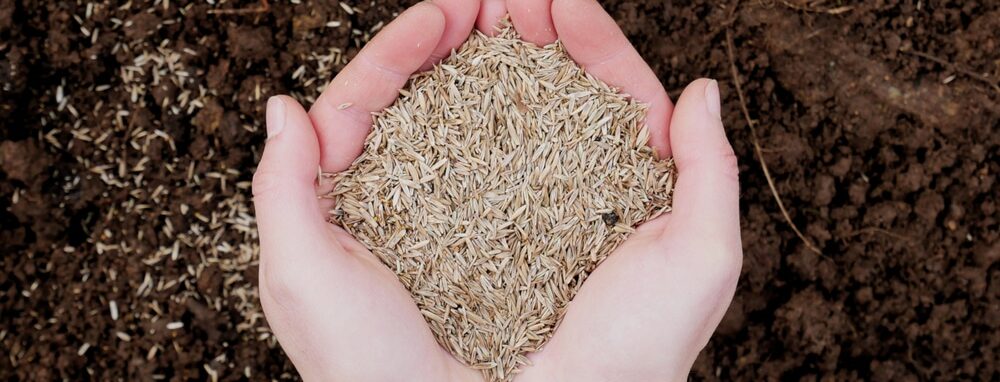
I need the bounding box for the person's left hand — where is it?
[500,1,743,381]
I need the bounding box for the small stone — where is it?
[601,212,619,227]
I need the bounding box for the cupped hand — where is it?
[252,2,484,381]
[252,0,741,381]
[506,1,742,380]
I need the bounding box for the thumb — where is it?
[665,79,742,265]
[252,96,328,255]
[662,78,743,359]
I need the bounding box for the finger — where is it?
[508,0,557,45]
[310,2,446,172]
[656,79,741,360]
[254,99,473,382]
[551,0,672,157]
[663,79,741,259]
[476,0,508,36]
[519,81,740,381]
[253,96,330,255]
[421,0,481,70]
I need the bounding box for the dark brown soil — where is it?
[1,0,998,380]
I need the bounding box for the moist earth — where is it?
[1,0,998,380]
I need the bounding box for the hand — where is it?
[253,0,741,381]
[252,2,487,380]
[504,1,742,380]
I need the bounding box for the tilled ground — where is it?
[1,0,997,380]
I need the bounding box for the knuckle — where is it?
[720,248,744,285]
[251,168,280,197]
[259,260,306,310]
[706,243,743,286]
[672,237,743,286]
[719,149,740,181]
[722,150,742,196]
[680,142,740,184]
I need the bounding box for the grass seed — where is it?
[328,25,676,382]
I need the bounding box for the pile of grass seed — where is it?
[327,25,675,381]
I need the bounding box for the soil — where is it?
[1,0,998,381]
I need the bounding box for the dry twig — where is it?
[901,48,1000,96]
[724,2,823,256]
[777,0,854,14]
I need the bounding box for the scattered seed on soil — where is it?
[327,25,676,381]
[77,343,90,356]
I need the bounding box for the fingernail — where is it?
[705,79,721,119]
[266,96,286,140]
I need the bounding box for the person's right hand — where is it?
[253,1,497,380]
[502,1,744,380]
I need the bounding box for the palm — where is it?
[259,220,471,380]
[520,211,740,380]
[254,1,740,381]
[253,3,482,380]
[503,2,742,378]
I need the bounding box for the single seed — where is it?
[77,343,91,356]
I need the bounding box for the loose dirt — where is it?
[1,0,997,380]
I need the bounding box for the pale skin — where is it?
[252,0,742,380]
